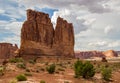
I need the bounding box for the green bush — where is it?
[101,67,112,81]
[74,60,83,78]
[82,61,95,78]
[74,60,95,79]
[46,64,56,74]
[9,58,24,63]
[24,72,32,76]
[17,63,26,69]
[29,60,36,64]
[58,68,65,71]
[40,80,46,83]
[16,74,27,81]
[26,69,30,72]
[0,66,4,76]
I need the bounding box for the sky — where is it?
[0,0,120,51]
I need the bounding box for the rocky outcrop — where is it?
[103,50,118,58]
[20,9,74,57]
[53,17,74,56]
[0,43,18,59]
[75,50,118,59]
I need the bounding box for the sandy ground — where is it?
[1,58,120,83]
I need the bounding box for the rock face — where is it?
[0,43,18,59]
[20,9,74,57]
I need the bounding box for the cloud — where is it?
[18,0,111,13]
[0,9,5,14]
[104,25,113,34]
[0,0,120,51]
[5,21,23,36]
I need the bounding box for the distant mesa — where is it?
[75,50,118,59]
[20,9,74,57]
[103,50,118,58]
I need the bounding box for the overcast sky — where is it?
[0,0,120,51]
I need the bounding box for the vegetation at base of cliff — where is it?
[9,58,24,63]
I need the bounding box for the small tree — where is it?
[74,60,95,79]
[101,67,112,81]
[46,64,56,74]
[74,60,83,78]
[82,61,95,78]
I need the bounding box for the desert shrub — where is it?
[0,66,4,76]
[58,68,65,71]
[64,81,69,83]
[9,58,24,63]
[26,69,30,72]
[74,60,83,78]
[57,62,63,67]
[16,74,27,81]
[67,61,71,64]
[55,71,59,74]
[9,79,17,83]
[17,63,26,69]
[82,61,95,78]
[24,72,32,76]
[40,68,45,71]
[74,60,95,78]
[101,67,112,81]
[29,59,36,64]
[46,64,56,74]
[40,80,46,83]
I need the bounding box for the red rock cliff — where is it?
[20,9,74,57]
[0,43,18,59]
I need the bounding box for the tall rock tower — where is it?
[20,9,74,57]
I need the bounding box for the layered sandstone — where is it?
[0,43,18,59]
[20,9,74,57]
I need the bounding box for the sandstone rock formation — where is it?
[103,50,118,58]
[75,51,104,59]
[0,43,18,59]
[75,50,118,59]
[20,9,74,57]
